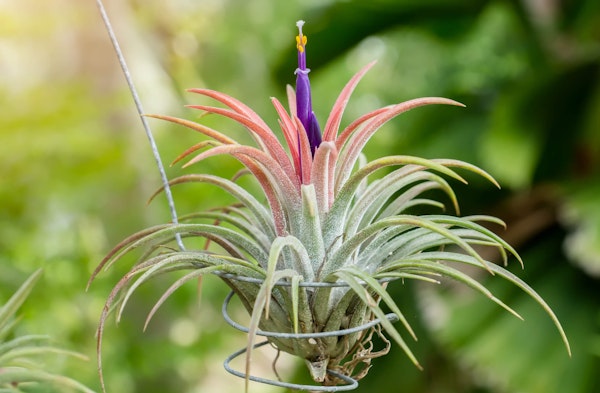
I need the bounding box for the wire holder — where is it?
[220,278,399,392]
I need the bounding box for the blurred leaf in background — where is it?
[280,1,600,392]
[0,269,93,392]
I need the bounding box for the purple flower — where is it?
[295,20,322,155]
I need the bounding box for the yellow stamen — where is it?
[296,20,307,52]
[296,35,307,52]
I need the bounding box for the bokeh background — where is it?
[1,0,599,392]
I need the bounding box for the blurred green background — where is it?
[1,0,599,392]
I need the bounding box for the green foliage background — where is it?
[1,0,599,392]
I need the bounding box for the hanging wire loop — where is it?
[220,277,400,391]
[222,290,399,339]
[223,341,359,392]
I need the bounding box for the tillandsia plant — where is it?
[0,269,94,393]
[91,20,570,391]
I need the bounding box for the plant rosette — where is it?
[91,20,570,392]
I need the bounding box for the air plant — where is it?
[91,20,570,391]
[0,269,94,393]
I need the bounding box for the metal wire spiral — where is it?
[221,281,399,391]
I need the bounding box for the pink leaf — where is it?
[337,97,465,187]
[271,97,301,181]
[146,114,237,144]
[183,144,301,235]
[311,142,338,212]
[187,88,271,131]
[286,84,297,118]
[187,104,298,187]
[322,61,377,142]
[171,140,222,166]
[334,106,389,151]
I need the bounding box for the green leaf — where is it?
[0,269,43,329]
[334,270,422,370]
[414,250,570,355]
[0,346,88,365]
[421,235,584,393]
[0,368,95,393]
[0,335,50,357]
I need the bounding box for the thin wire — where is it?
[95,0,185,251]
[222,291,399,339]
[223,341,359,392]
[216,272,396,287]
